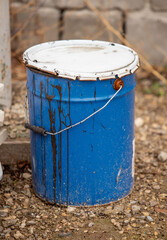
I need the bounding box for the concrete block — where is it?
[127,8,167,66]
[63,10,122,42]
[150,0,167,11]
[37,8,60,42]
[56,0,145,10]
[11,3,60,51]
[0,140,31,165]
[0,129,7,146]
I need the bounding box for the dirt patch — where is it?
[0,66,167,239]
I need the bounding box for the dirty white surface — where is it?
[0,0,11,107]
[23,40,139,80]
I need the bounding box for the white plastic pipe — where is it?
[0,0,11,107]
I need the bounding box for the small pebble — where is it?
[27,221,36,226]
[23,198,29,208]
[58,232,72,238]
[88,222,94,227]
[14,231,24,239]
[153,185,160,190]
[67,206,76,213]
[0,209,8,217]
[135,118,144,128]
[147,216,153,222]
[131,205,141,214]
[150,200,157,207]
[158,151,167,162]
[23,173,31,179]
[142,212,149,216]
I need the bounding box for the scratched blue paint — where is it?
[26,68,136,206]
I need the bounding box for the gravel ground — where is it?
[0,65,167,239]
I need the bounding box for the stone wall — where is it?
[11,0,167,65]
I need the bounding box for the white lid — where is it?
[23,40,139,80]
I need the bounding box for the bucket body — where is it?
[26,68,136,206]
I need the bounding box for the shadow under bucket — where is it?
[23,40,139,206]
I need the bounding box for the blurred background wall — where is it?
[10,0,167,66]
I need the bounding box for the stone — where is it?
[158,151,167,162]
[145,189,151,194]
[61,212,67,217]
[0,226,3,232]
[9,131,17,139]
[130,201,137,204]
[153,185,160,190]
[150,200,157,207]
[112,205,124,214]
[111,219,122,230]
[22,173,31,179]
[67,206,76,213]
[0,209,8,217]
[23,188,31,198]
[150,0,167,11]
[2,219,17,228]
[5,187,11,192]
[147,216,153,222]
[4,193,10,198]
[58,232,72,237]
[88,222,94,227]
[131,205,141,214]
[104,206,113,215]
[20,220,26,228]
[127,6,167,65]
[63,10,122,42]
[3,228,11,233]
[6,198,13,206]
[124,219,130,225]
[14,231,24,239]
[135,117,144,128]
[89,212,96,218]
[27,221,36,226]
[142,212,149,217]
[23,198,29,208]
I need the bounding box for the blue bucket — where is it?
[23,40,139,206]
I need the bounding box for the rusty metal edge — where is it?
[0,140,31,165]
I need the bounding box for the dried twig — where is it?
[10,0,35,15]
[85,0,167,85]
[10,0,45,42]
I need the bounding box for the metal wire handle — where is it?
[25,86,122,136]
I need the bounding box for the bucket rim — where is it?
[23,40,139,81]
